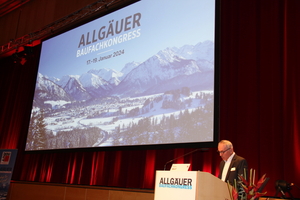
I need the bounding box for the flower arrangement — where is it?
[231,169,268,200]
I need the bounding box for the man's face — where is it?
[218,143,233,161]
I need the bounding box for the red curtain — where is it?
[0,0,299,198]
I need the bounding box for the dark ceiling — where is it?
[0,0,30,18]
[0,0,135,58]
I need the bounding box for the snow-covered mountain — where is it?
[56,75,79,88]
[63,76,92,101]
[173,40,214,71]
[113,47,203,96]
[88,68,123,86]
[79,72,113,96]
[35,73,72,102]
[143,71,214,95]
[35,40,214,104]
[121,61,140,78]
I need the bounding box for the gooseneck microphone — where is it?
[163,148,208,170]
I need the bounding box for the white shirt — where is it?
[221,152,235,181]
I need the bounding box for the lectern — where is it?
[154,171,232,200]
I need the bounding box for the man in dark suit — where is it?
[217,140,248,185]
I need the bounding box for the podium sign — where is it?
[154,170,232,200]
[154,171,198,200]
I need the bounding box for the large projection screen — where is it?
[25,0,217,151]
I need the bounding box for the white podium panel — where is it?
[154,171,232,200]
[154,171,198,200]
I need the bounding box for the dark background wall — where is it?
[1,0,300,198]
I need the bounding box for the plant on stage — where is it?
[231,169,268,200]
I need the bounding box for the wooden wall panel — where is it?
[65,187,86,200]
[7,182,154,200]
[86,189,110,200]
[8,183,66,200]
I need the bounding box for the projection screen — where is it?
[25,0,217,151]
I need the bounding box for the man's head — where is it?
[218,140,234,161]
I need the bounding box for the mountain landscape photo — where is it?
[26,40,215,150]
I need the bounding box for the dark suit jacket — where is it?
[218,154,248,185]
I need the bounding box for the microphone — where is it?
[278,186,287,198]
[275,180,294,199]
[163,148,208,170]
